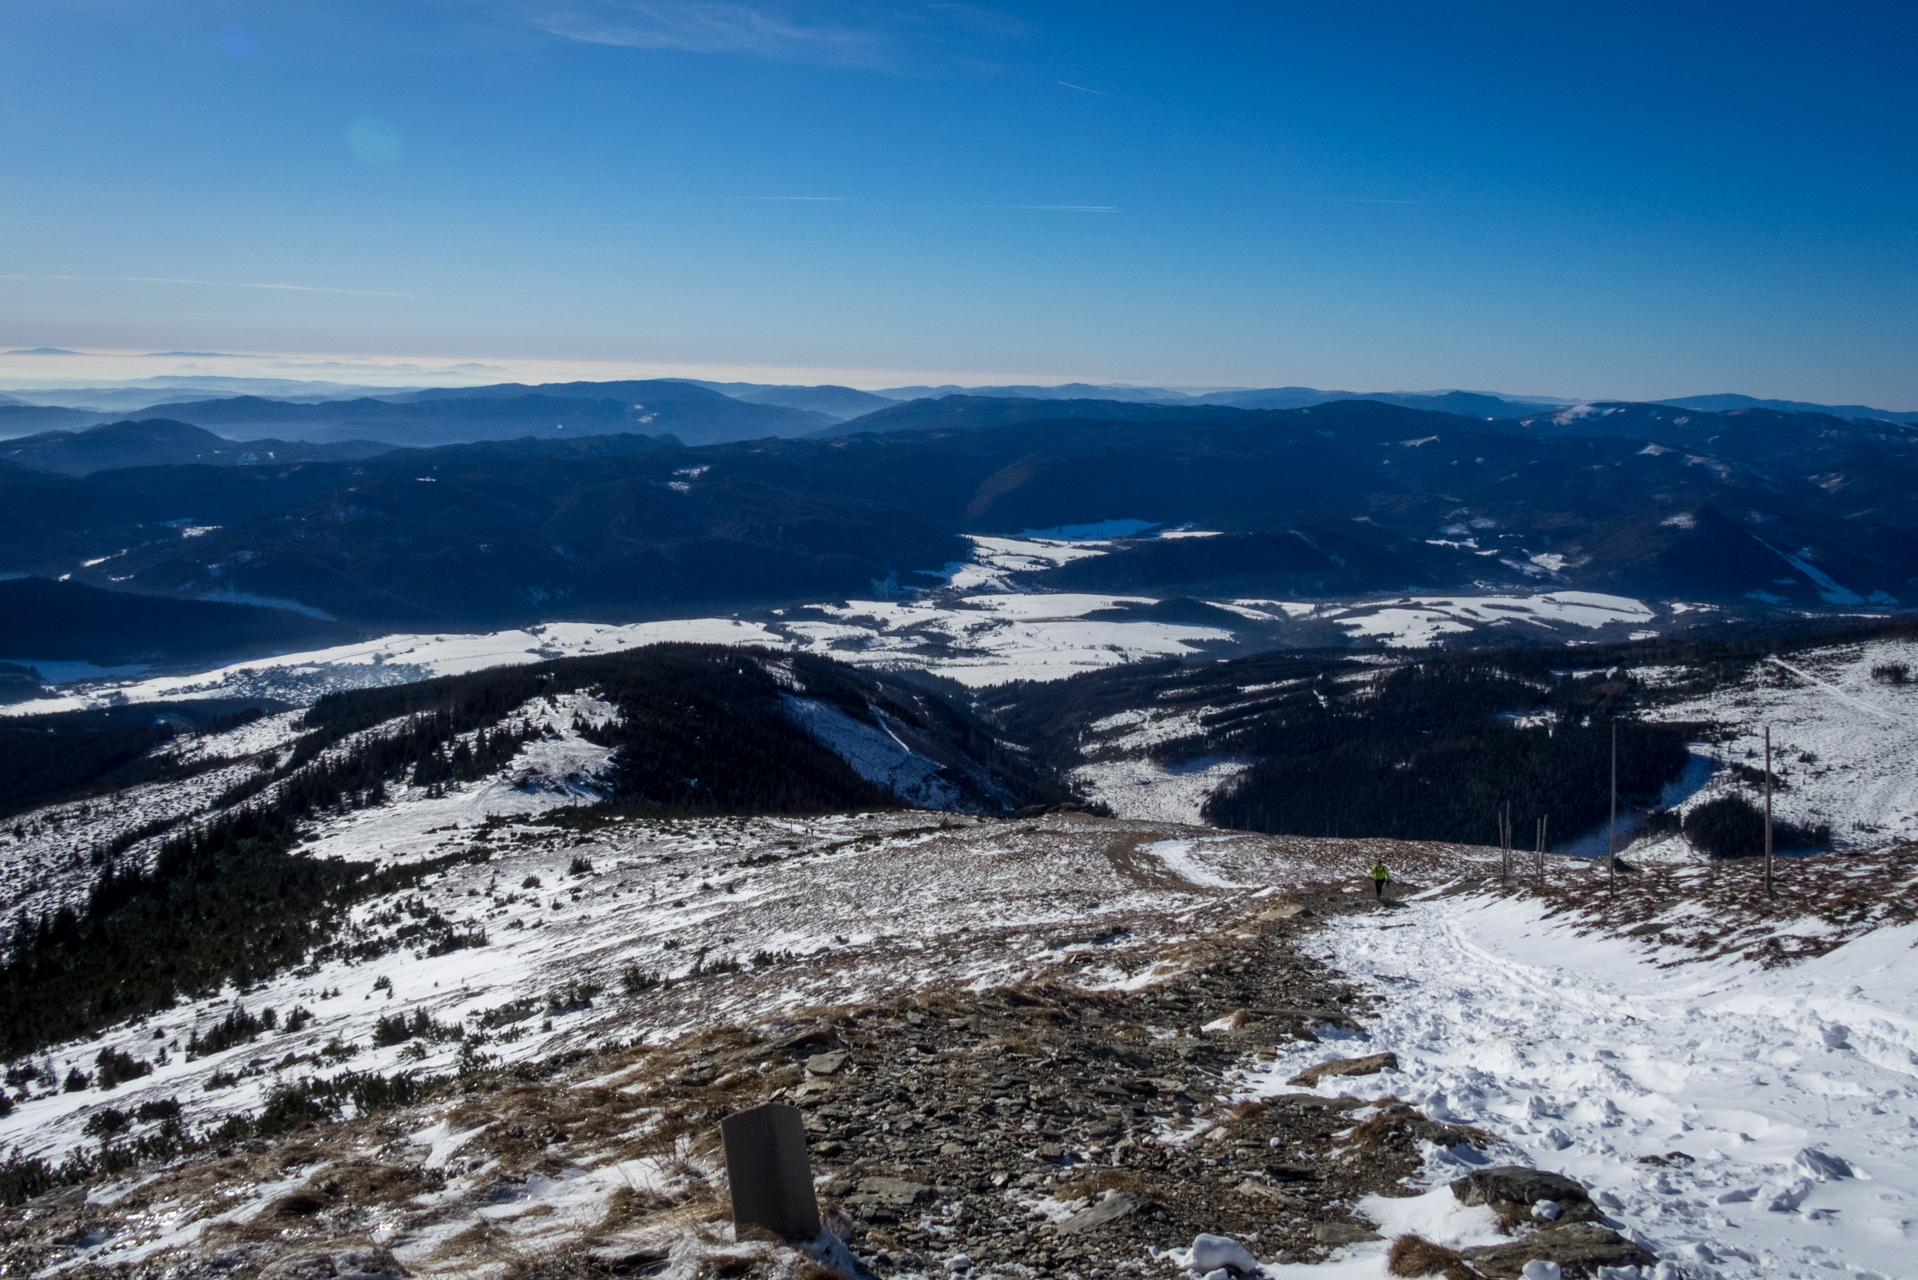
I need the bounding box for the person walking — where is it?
[1370,861,1390,900]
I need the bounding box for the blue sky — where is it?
[2,1,1914,404]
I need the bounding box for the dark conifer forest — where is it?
[0,646,1062,1056]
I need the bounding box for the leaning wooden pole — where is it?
[1609,722,1618,895]
[1501,802,1511,885]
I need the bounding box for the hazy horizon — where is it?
[3,347,1914,414]
[4,3,1914,408]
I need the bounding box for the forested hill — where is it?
[982,619,1918,849]
[0,644,1072,1052]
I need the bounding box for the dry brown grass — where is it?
[1386,1232,1478,1278]
[1518,841,1918,968]
[1345,1104,1498,1155]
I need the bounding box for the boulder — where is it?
[1451,1166,1600,1226]
[856,1176,932,1207]
[804,1051,849,1076]
[1459,1223,1656,1278]
[1185,1233,1259,1274]
[1057,1191,1153,1235]
[1286,1052,1398,1086]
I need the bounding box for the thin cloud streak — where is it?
[912,202,1119,212]
[531,1,889,67]
[1,274,418,298]
[1057,80,1110,96]
[523,1,1026,73]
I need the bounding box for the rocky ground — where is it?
[0,865,1668,1280]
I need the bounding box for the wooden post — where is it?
[720,1103,820,1242]
[1608,723,1618,895]
[1764,725,1774,898]
[1500,803,1510,885]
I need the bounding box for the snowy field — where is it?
[1314,592,1658,649]
[1245,885,1918,1280]
[2,524,1679,715]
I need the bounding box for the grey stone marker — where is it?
[720,1102,820,1241]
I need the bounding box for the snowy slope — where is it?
[0,800,1494,1259]
[1244,886,1918,1280]
[1635,635,1918,851]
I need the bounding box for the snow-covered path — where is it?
[1251,893,1918,1280]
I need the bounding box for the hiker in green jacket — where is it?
[1371,861,1390,899]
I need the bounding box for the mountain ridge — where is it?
[0,396,1910,636]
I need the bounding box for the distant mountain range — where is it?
[2,419,392,476]
[90,382,835,448]
[1655,393,1918,423]
[4,375,1913,446]
[2,394,1913,640]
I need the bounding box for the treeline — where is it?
[985,645,1698,846]
[1199,663,1690,843]
[0,669,547,1054]
[584,649,1070,814]
[0,644,1062,1057]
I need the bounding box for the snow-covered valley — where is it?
[3,526,1685,717]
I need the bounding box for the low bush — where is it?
[94,1047,151,1088]
[187,1006,267,1059]
[82,1108,130,1138]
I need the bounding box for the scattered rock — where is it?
[1310,1221,1383,1245]
[1287,1052,1399,1086]
[257,1248,408,1280]
[1459,1223,1656,1278]
[21,1185,85,1212]
[585,1247,670,1275]
[1057,1192,1153,1236]
[804,1051,849,1076]
[1635,1151,1693,1167]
